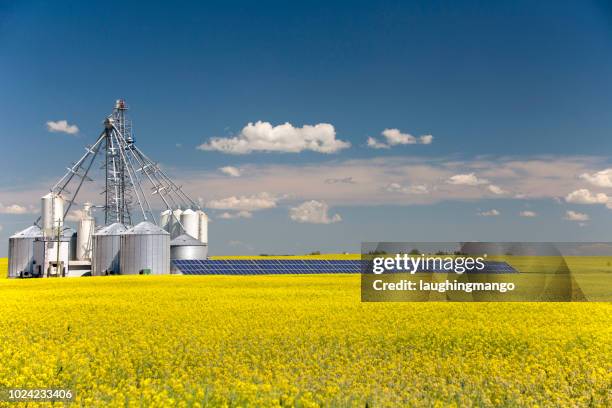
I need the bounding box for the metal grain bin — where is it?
[120,221,170,275]
[170,234,208,260]
[92,222,126,276]
[8,225,42,278]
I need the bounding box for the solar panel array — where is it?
[173,259,363,275]
[172,259,517,275]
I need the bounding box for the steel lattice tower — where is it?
[48,99,200,229]
[103,100,134,225]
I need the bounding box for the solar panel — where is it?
[171,259,517,275]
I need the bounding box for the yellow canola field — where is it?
[0,275,609,407]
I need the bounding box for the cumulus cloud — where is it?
[487,185,506,195]
[384,183,429,194]
[367,137,389,149]
[198,121,350,154]
[565,210,589,222]
[206,192,278,212]
[478,209,500,217]
[46,120,79,135]
[447,173,489,186]
[219,211,253,219]
[367,129,433,149]
[519,210,537,217]
[565,189,609,205]
[219,166,242,177]
[419,134,434,145]
[0,203,31,215]
[289,200,341,224]
[580,168,612,188]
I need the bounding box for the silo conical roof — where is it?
[10,225,43,239]
[170,233,206,246]
[123,221,170,235]
[95,222,127,236]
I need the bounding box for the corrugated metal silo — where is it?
[92,222,126,276]
[180,209,199,239]
[120,221,170,275]
[76,203,95,260]
[8,225,42,278]
[41,192,64,237]
[197,210,208,244]
[170,234,208,260]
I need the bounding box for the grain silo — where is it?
[8,225,42,278]
[171,208,183,238]
[92,222,126,276]
[197,210,208,244]
[41,192,64,237]
[76,203,95,260]
[120,221,170,275]
[170,233,208,260]
[180,209,199,239]
[160,209,172,233]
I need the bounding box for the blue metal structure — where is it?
[171,259,517,275]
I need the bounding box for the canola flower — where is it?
[0,274,609,407]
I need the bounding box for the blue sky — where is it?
[2,0,612,256]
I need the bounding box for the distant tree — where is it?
[309,251,321,255]
[409,249,420,255]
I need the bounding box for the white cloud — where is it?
[289,200,341,224]
[419,134,434,145]
[447,173,489,186]
[382,128,418,145]
[519,210,537,217]
[219,166,242,177]
[565,189,609,205]
[219,211,253,219]
[0,203,31,215]
[565,210,589,222]
[46,120,79,135]
[384,183,429,194]
[367,129,433,149]
[366,137,389,149]
[580,169,612,188]
[478,209,500,217]
[206,192,278,211]
[198,121,350,154]
[487,184,506,195]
